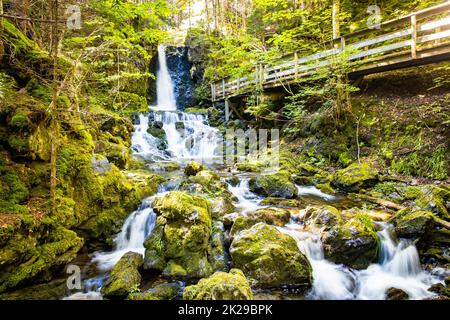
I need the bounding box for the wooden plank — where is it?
[411,15,417,59]
[348,40,411,60]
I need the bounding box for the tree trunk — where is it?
[332,0,340,39]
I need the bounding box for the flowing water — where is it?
[65,45,445,300]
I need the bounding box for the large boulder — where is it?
[320,212,379,269]
[331,163,379,192]
[394,207,435,241]
[183,269,253,300]
[101,252,143,298]
[249,171,298,199]
[229,223,312,289]
[143,192,216,279]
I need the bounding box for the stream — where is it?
[65,45,444,300]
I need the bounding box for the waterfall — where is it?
[92,196,160,271]
[153,111,220,160]
[156,45,177,111]
[279,222,440,300]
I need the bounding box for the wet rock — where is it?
[428,283,450,298]
[222,212,240,228]
[230,223,312,289]
[127,283,181,300]
[321,212,379,269]
[211,196,235,217]
[249,171,297,199]
[143,192,214,279]
[251,207,290,226]
[183,269,253,300]
[175,122,185,130]
[393,207,435,240]
[386,287,409,300]
[147,161,181,172]
[230,216,263,237]
[331,162,379,192]
[101,252,143,298]
[304,206,379,269]
[184,161,206,176]
[260,198,304,207]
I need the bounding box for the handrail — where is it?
[212,1,450,101]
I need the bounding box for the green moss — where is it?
[0,227,84,293]
[101,252,143,298]
[338,151,353,167]
[249,171,297,199]
[331,162,379,192]
[145,192,214,279]
[230,223,312,289]
[183,269,253,300]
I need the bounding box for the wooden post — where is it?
[411,15,417,59]
[259,63,263,89]
[222,78,226,100]
[340,36,345,52]
[225,99,230,122]
[237,78,240,94]
[294,52,299,79]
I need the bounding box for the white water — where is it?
[227,179,265,214]
[92,196,159,271]
[153,111,220,160]
[156,45,177,111]
[296,185,336,201]
[227,181,441,300]
[131,113,169,161]
[279,221,440,300]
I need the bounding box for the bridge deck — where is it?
[212,1,450,102]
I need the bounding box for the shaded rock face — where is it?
[165,46,195,111]
[229,223,312,289]
[101,252,143,298]
[183,269,253,300]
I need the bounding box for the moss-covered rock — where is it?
[386,287,409,300]
[229,223,312,289]
[249,171,297,199]
[331,163,379,192]
[101,252,143,298]
[248,207,291,226]
[127,282,180,300]
[183,269,253,300]
[230,216,263,237]
[0,227,84,293]
[320,211,379,269]
[143,192,215,279]
[184,161,206,176]
[393,208,435,241]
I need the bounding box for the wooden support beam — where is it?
[411,15,417,59]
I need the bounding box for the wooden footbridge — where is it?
[211,1,450,102]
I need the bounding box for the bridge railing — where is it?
[211,1,450,101]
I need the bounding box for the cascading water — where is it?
[92,195,160,271]
[156,45,177,111]
[280,220,440,300]
[133,45,220,162]
[153,111,220,160]
[226,181,442,300]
